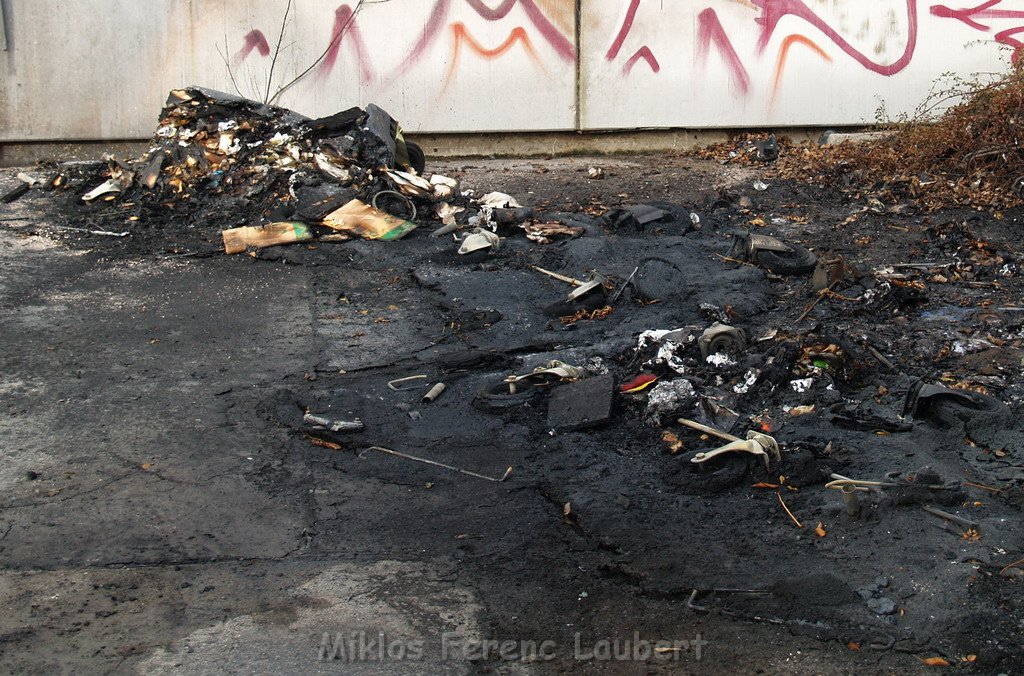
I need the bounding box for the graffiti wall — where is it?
[582,0,1020,129]
[0,0,1020,142]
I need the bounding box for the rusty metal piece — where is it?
[841,484,861,517]
[812,256,848,292]
[422,382,446,403]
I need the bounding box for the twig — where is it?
[797,282,837,322]
[963,481,1003,493]
[264,0,293,104]
[777,491,803,528]
[893,262,952,269]
[365,446,512,483]
[868,346,896,370]
[1000,558,1024,574]
[216,39,247,99]
[715,253,755,267]
[270,0,368,104]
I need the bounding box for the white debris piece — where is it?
[478,192,522,209]
[706,353,735,367]
[791,378,814,393]
[646,379,697,421]
[734,369,760,394]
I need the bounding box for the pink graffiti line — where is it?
[233,30,271,68]
[931,0,1024,30]
[317,4,375,84]
[623,46,660,75]
[931,1,1024,61]
[752,0,919,76]
[697,8,751,94]
[466,0,575,59]
[394,0,574,77]
[606,0,642,60]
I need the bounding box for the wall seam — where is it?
[574,0,582,132]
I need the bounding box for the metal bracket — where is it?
[690,431,781,470]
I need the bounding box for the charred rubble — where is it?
[5,87,1024,669]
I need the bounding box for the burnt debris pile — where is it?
[59,87,493,250]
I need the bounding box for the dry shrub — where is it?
[700,65,1024,211]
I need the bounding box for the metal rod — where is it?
[677,417,740,443]
[921,505,979,529]
[365,446,512,483]
[387,375,427,391]
[531,265,583,286]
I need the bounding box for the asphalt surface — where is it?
[1,157,1019,674]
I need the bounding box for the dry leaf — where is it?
[847,642,860,651]
[140,463,153,471]
[790,405,816,417]
[815,522,827,537]
[661,431,684,454]
[753,482,780,489]
[917,656,950,666]
[307,435,342,451]
[961,655,977,663]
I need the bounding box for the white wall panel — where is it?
[582,1,1015,129]
[0,1,1020,141]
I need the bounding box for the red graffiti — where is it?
[753,0,919,76]
[396,0,573,77]
[466,0,575,60]
[317,5,375,84]
[233,30,271,68]
[931,1,1024,61]
[606,0,642,60]
[697,8,751,94]
[623,46,660,75]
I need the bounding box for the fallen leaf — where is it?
[753,482,780,489]
[961,655,977,663]
[661,431,684,454]
[140,463,153,471]
[790,404,816,417]
[917,656,950,667]
[815,522,827,537]
[307,435,342,451]
[847,642,860,651]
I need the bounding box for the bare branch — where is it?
[216,35,247,99]
[269,0,368,105]
[263,0,294,104]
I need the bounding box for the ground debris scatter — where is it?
[0,87,1022,673]
[700,66,1024,213]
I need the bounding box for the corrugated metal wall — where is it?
[0,0,1016,141]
